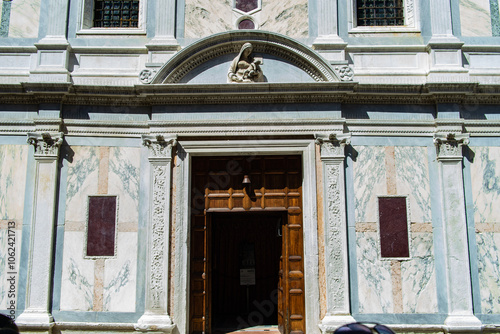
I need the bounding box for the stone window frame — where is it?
[84,194,119,259]
[77,0,147,35]
[376,195,412,260]
[349,0,420,33]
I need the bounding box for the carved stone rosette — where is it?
[433,133,469,161]
[136,135,177,333]
[316,133,355,331]
[27,132,63,159]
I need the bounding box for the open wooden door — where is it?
[189,155,305,334]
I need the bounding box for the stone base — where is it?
[135,313,176,333]
[16,309,55,334]
[319,315,356,333]
[444,315,482,333]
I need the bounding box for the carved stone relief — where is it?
[228,42,264,83]
[27,132,63,159]
[433,133,469,159]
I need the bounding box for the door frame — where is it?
[172,139,320,334]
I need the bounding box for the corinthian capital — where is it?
[142,134,177,161]
[27,132,63,159]
[434,133,469,160]
[315,133,351,159]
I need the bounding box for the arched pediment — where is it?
[141,31,352,84]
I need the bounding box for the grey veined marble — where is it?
[353,146,386,223]
[476,232,500,314]
[471,147,500,223]
[459,0,493,36]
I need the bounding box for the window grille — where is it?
[93,0,139,28]
[356,0,404,26]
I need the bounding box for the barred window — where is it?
[93,0,139,28]
[356,0,404,26]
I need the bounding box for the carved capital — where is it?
[315,133,351,159]
[142,135,177,161]
[434,133,469,161]
[27,132,63,159]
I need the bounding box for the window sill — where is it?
[349,26,420,34]
[77,28,147,36]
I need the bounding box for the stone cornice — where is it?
[0,82,500,106]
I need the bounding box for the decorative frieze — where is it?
[27,132,63,159]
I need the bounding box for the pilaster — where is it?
[312,0,347,62]
[16,132,63,332]
[433,133,482,333]
[315,133,355,333]
[146,0,179,62]
[427,0,466,81]
[135,135,177,334]
[30,0,70,83]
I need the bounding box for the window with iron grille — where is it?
[93,0,139,28]
[356,0,404,26]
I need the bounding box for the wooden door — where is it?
[190,156,305,334]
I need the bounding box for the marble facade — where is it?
[1,0,500,332]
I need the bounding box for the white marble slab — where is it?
[103,232,137,312]
[401,233,438,313]
[395,147,431,223]
[356,231,393,313]
[459,0,492,36]
[0,145,28,221]
[476,232,500,314]
[65,146,99,223]
[9,0,41,38]
[471,147,500,223]
[260,0,308,37]
[184,0,233,38]
[353,146,386,223]
[60,231,95,311]
[108,147,140,224]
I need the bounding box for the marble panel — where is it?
[353,146,386,223]
[471,147,500,223]
[65,146,99,223]
[60,231,95,311]
[184,0,232,38]
[0,145,27,221]
[103,232,137,312]
[476,232,500,314]
[9,0,41,38]
[108,147,140,224]
[395,147,431,223]
[401,233,438,313]
[356,231,393,313]
[260,0,308,38]
[459,0,492,36]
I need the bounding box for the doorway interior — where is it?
[211,212,284,333]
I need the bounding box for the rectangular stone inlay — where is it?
[87,196,117,257]
[379,196,409,258]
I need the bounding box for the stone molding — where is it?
[27,132,63,159]
[433,133,469,161]
[139,31,346,84]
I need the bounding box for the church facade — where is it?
[1,0,500,333]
